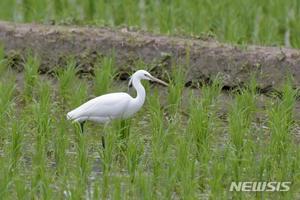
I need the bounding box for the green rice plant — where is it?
[267,79,295,162]
[0,159,11,199]
[265,79,299,199]
[0,97,15,199]
[9,119,24,174]
[174,136,197,199]
[167,65,185,114]
[125,133,143,183]
[54,116,68,176]
[134,169,153,200]
[57,58,78,106]
[148,89,165,177]
[227,78,257,191]
[123,0,141,26]
[92,178,101,200]
[14,177,29,200]
[2,1,300,47]
[208,150,228,199]
[93,56,115,96]
[69,80,88,109]
[34,80,52,139]
[111,119,131,153]
[201,76,223,108]
[112,176,122,200]
[187,77,221,191]
[22,0,48,22]
[30,80,53,199]
[189,77,221,155]
[147,89,179,198]
[0,0,15,21]
[229,87,256,153]
[53,0,63,19]
[73,123,90,198]
[0,44,8,75]
[0,2,300,197]
[22,0,33,22]
[99,126,117,173]
[157,155,177,199]
[53,0,78,22]
[84,0,96,21]
[0,76,15,121]
[97,125,118,199]
[24,54,39,103]
[0,76,16,148]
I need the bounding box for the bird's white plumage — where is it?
[67,70,167,124]
[67,92,133,122]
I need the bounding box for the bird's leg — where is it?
[102,122,109,149]
[101,136,105,149]
[80,121,86,134]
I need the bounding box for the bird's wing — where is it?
[67,92,132,120]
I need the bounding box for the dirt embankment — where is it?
[1,21,300,91]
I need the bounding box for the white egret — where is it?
[67,69,168,147]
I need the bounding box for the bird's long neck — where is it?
[132,77,146,105]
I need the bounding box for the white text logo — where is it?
[229,181,291,192]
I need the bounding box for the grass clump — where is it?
[2,1,300,47]
[93,56,116,96]
[167,65,185,114]
[57,58,78,106]
[24,55,39,102]
[0,55,299,198]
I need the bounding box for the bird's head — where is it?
[128,70,168,87]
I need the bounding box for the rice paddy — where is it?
[0,52,298,199]
[0,0,300,48]
[0,0,300,199]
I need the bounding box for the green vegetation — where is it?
[0,54,299,199]
[1,0,300,48]
[1,1,300,199]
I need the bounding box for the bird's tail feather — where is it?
[67,110,76,120]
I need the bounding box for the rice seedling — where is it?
[23,54,39,103]
[208,151,228,199]
[84,0,96,21]
[1,0,300,198]
[228,80,257,183]
[73,124,90,198]
[187,77,222,191]
[54,116,68,177]
[2,0,299,47]
[267,79,296,163]
[93,56,115,96]
[0,44,8,75]
[188,77,221,156]
[57,58,78,107]
[0,53,298,199]
[0,75,15,122]
[133,168,153,200]
[174,136,197,199]
[0,159,11,199]
[264,78,299,199]
[167,65,185,114]
[98,125,118,199]
[30,80,53,199]
[10,119,24,175]
[125,131,143,183]
[0,74,16,152]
